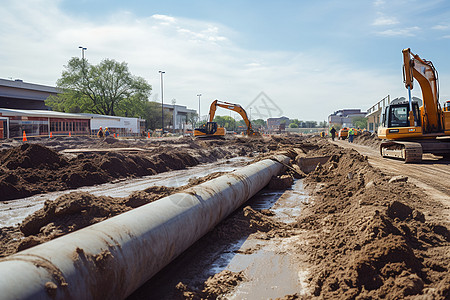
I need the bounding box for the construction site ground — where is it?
[0,133,448,299]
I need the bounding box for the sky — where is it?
[1,0,450,121]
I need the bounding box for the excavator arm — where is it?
[402,48,442,132]
[208,100,257,136]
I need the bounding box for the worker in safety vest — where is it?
[348,128,355,143]
[97,127,104,138]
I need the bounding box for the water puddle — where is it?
[209,180,310,298]
[0,157,250,227]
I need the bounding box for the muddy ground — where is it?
[0,136,278,201]
[0,134,448,299]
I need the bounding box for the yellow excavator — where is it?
[194,100,260,137]
[378,48,450,162]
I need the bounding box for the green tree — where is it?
[289,123,298,128]
[187,112,198,129]
[352,116,368,129]
[46,58,151,116]
[304,121,317,128]
[319,121,328,128]
[141,101,171,130]
[252,119,266,129]
[213,115,236,131]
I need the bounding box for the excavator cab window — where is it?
[389,105,408,127]
[387,102,421,128]
[205,122,218,134]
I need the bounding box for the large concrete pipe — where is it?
[0,155,290,300]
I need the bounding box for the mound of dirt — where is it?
[297,143,450,299]
[0,143,68,170]
[354,131,382,148]
[1,135,305,201]
[0,142,231,201]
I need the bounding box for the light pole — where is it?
[78,46,87,60]
[249,107,252,121]
[172,98,176,133]
[197,94,202,124]
[159,71,165,132]
[79,46,88,82]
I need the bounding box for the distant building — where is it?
[0,77,197,136]
[0,78,58,110]
[0,108,91,139]
[366,96,390,133]
[162,103,197,130]
[267,116,290,132]
[78,113,145,136]
[0,109,146,139]
[328,109,366,128]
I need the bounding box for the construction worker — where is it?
[348,128,355,143]
[104,127,110,137]
[330,126,336,141]
[97,126,104,138]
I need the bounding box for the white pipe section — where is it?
[0,155,289,300]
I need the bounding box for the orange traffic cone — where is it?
[22,131,27,142]
[117,134,119,138]
[50,132,53,138]
[69,131,71,137]
[148,132,150,138]
[114,133,116,138]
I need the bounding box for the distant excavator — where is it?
[194,100,261,137]
[378,48,450,162]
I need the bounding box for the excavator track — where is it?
[380,141,423,163]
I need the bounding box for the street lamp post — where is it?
[172,98,176,133]
[159,71,165,133]
[78,46,87,60]
[197,94,202,124]
[79,46,88,82]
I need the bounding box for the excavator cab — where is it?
[444,101,450,112]
[381,98,421,129]
[196,122,218,135]
[193,121,226,137]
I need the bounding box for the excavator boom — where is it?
[208,100,260,136]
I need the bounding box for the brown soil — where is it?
[296,139,449,299]
[0,135,448,299]
[0,136,284,201]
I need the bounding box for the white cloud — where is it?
[376,26,420,36]
[373,0,385,7]
[0,0,406,121]
[152,14,176,24]
[432,24,449,30]
[372,16,399,26]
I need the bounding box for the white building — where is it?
[78,113,145,136]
